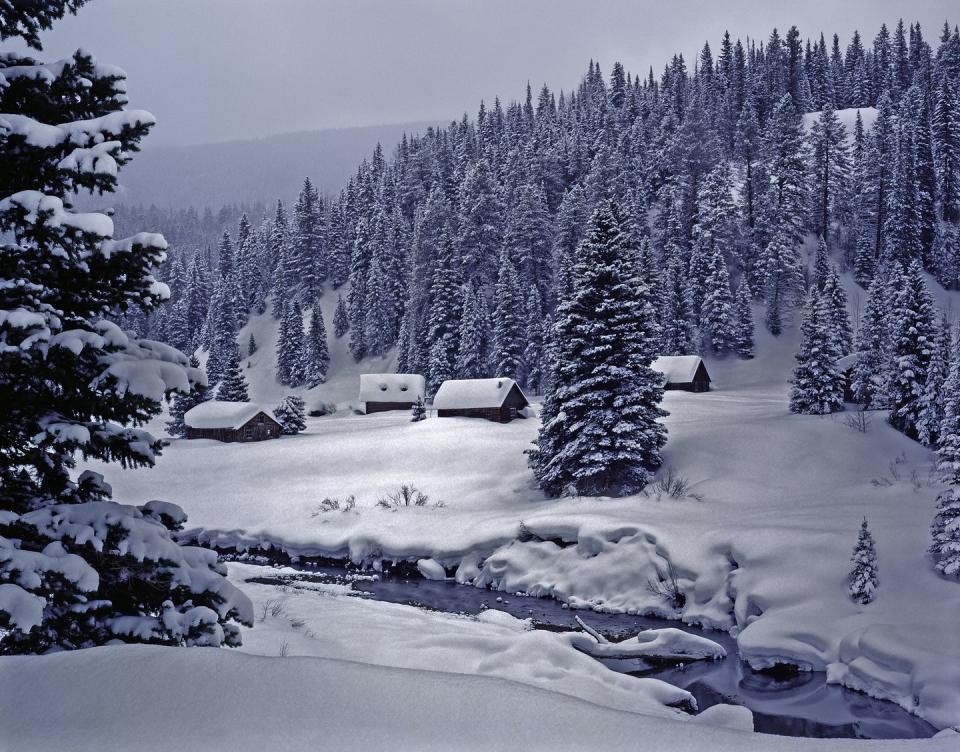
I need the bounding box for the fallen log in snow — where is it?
[568,616,726,662]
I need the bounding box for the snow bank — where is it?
[567,623,727,661]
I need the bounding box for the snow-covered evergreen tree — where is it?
[273,395,306,435]
[790,290,845,414]
[763,230,804,335]
[411,395,426,422]
[888,261,938,438]
[248,333,257,356]
[276,300,307,387]
[333,294,349,338]
[851,273,891,407]
[0,10,251,651]
[532,201,667,498]
[304,299,330,387]
[848,518,878,604]
[823,266,853,355]
[166,355,211,438]
[217,338,249,402]
[492,248,524,380]
[700,249,736,353]
[733,278,755,359]
[425,236,463,394]
[917,316,952,447]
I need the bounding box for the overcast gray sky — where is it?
[13,0,958,146]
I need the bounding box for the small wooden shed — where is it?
[432,378,530,423]
[184,401,282,442]
[651,356,712,392]
[359,373,426,414]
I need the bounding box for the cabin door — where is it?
[255,422,269,441]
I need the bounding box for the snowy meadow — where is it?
[3,2,960,751]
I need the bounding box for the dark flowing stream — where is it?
[243,561,937,741]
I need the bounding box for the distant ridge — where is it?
[116,120,443,209]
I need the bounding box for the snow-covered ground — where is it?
[3,563,957,751]
[82,276,960,733]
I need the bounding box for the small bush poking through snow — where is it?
[308,402,336,418]
[311,495,357,515]
[848,517,878,604]
[646,562,686,609]
[842,409,872,433]
[376,484,444,509]
[645,467,704,502]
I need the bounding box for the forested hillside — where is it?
[134,21,960,450]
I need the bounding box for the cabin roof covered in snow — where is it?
[359,373,425,403]
[432,378,528,410]
[184,401,276,430]
[651,356,708,385]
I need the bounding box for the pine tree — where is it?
[812,236,831,291]
[304,299,330,388]
[218,338,249,402]
[273,396,306,435]
[269,200,290,317]
[809,107,850,243]
[888,261,938,437]
[790,290,845,414]
[425,236,463,394]
[522,290,546,393]
[276,300,307,387]
[848,518,878,604]
[248,333,257,356]
[763,230,804,335]
[291,177,325,295]
[347,217,371,360]
[930,489,960,578]
[411,395,426,422]
[700,249,736,353]
[917,316,951,447]
[166,355,211,438]
[492,248,524,379]
[532,201,667,498]
[0,18,251,650]
[456,283,486,379]
[851,274,891,407]
[333,294,349,338]
[763,94,809,247]
[733,278,755,359]
[823,266,853,355]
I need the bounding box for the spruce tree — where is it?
[166,355,211,438]
[888,261,937,437]
[425,236,463,394]
[411,395,426,422]
[917,316,951,447]
[456,283,486,379]
[532,201,667,498]
[333,294,349,338]
[733,278,755,359]
[823,267,853,355]
[276,300,307,387]
[848,518,879,605]
[812,236,831,291]
[851,274,891,407]
[248,333,257,356]
[763,230,803,335]
[218,338,249,402]
[291,177,325,295]
[0,9,251,650]
[273,396,306,435]
[492,248,524,379]
[809,107,850,244]
[305,299,330,388]
[930,489,960,578]
[700,249,736,353]
[790,290,845,414]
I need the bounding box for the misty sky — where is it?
[13,0,959,146]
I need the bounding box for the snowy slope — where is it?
[97,253,960,730]
[6,642,957,752]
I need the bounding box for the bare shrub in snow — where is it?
[376,485,444,509]
[646,562,686,609]
[645,468,704,502]
[279,640,289,657]
[311,495,357,515]
[259,598,285,621]
[842,409,872,433]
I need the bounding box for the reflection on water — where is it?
[248,565,937,740]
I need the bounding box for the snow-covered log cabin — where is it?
[432,378,530,423]
[184,401,282,442]
[651,356,712,392]
[359,373,426,414]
